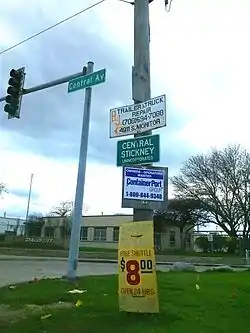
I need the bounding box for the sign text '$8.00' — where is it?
[120,257,153,285]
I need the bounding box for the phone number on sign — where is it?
[121,109,164,125]
[125,191,162,200]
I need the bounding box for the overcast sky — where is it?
[0,0,250,219]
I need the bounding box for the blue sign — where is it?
[123,167,165,202]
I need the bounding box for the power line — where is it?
[0,0,107,56]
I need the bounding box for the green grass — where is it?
[0,241,241,257]
[155,249,239,257]
[1,272,250,332]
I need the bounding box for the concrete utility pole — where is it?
[67,61,94,280]
[25,173,34,222]
[133,0,153,222]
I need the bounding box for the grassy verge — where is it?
[0,272,250,332]
[156,249,239,257]
[0,248,247,265]
[0,245,242,257]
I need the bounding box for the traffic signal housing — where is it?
[4,67,25,119]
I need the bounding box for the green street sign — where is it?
[117,134,160,167]
[68,68,106,93]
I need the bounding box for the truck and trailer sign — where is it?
[110,95,166,138]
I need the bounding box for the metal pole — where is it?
[0,70,85,102]
[133,0,153,222]
[67,61,94,280]
[25,173,34,222]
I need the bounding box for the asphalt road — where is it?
[0,260,119,287]
[0,258,175,287]
[0,258,247,288]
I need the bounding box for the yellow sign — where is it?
[118,220,159,313]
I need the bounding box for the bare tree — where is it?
[25,213,45,237]
[49,201,89,239]
[154,198,206,249]
[50,201,73,217]
[172,144,250,238]
[0,183,7,198]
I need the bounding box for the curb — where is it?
[0,256,249,269]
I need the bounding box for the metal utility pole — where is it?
[132,0,153,222]
[67,61,94,280]
[25,173,34,222]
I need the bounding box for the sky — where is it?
[0,0,250,220]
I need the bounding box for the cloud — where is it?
[0,27,131,163]
[0,148,134,218]
[8,188,39,201]
[0,0,191,168]
[1,0,250,218]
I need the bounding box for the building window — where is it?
[94,227,107,241]
[113,227,119,242]
[44,226,55,238]
[154,233,162,251]
[80,227,88,241]
[170,231,176,246]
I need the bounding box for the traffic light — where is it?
[4,67,25,119]
[82,66,87,75]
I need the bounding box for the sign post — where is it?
[117,134,160,167]
[67,62,106,280]
[207,233,214,253]
[118,220,159,313]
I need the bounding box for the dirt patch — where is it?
[0,302,73,324]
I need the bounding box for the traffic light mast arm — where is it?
[0,69,87,103]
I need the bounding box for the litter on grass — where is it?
[41,314,52,320]
[9,285,16,290]
[75,300,83,307]
[68,289,87,294]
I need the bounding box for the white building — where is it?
[41,214,194,250]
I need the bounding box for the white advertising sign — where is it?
[123,167,165,202]
[110,94,166,138]
[207,234,213,242]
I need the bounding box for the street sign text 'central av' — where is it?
[68,68,106,93]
